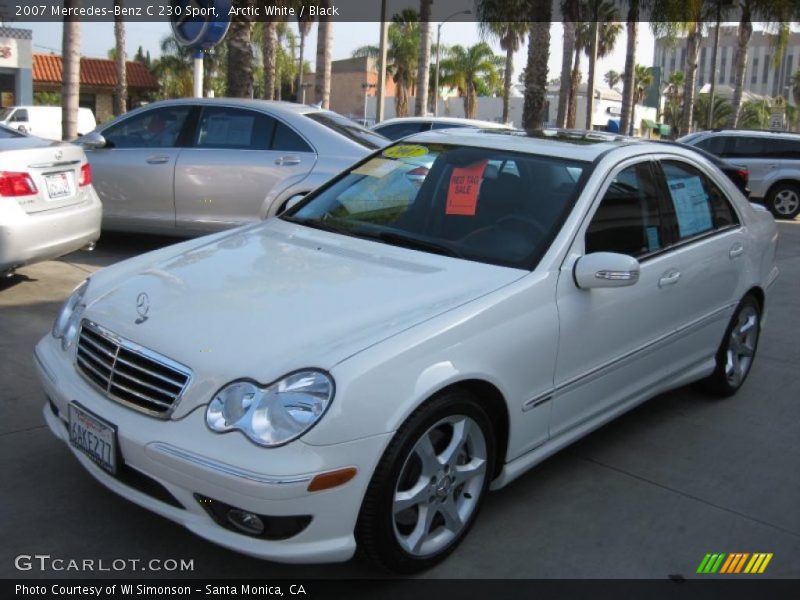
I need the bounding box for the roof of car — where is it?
[690,129,800,140]
[404,128,639,162]
[131,97,326,117]
[376,116,512,129]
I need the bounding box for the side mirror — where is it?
[79,131,107,149]
[574,252,640,289]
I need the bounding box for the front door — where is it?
[552,159,683,437]
[89,105,194,233]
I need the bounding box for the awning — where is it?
[607,118,620,133]
[642,119,659,129]
[659,124,672,136]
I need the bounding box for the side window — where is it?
[721,136,766,158]
[430,122,468,130]
[10,109,28,122]
[195,107,275,150]
[661,161,739,241]
[694,136,725,156]
[272,121,312,152]
[374,122,426,140]
[103,106,191,149]
[585,162,663,258]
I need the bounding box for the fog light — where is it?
[226,509,265,536]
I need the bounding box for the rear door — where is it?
[719,136,776,199]
[89,105,194,232]
[174,105,315,233]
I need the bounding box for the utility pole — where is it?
[375,0,388,123]
[707,1,722,129]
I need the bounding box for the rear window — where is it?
[305,111,388,150]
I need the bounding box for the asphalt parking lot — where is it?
[1,221,799,580]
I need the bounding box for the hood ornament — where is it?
[135,292,150,324]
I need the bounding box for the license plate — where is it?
[45,172,71,199]
[68,402,117,475]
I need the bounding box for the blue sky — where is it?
[14,20,657,86]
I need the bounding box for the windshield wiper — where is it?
[369,230,464,259]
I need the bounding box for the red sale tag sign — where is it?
[446,160,488,216]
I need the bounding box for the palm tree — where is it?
[62,0,81,140]
[739,98,772,128]
[353,10,420,118]
[227,0,254,98]
[556,0,579,127]
[792,70,800,108]
[477,0,529,124]
[521,0,551,129]
[567,4,621,128]
[439,43,502,119]
[604,70,621,90]
[113,0,127,115]
[633,64,653,105]
[294,3,315,102]
[414,0,433,116]
[619,0,640,136]
[275,22,298,100]
[155,36,195,98]
[694,95,732,129]
[314,2,333,109]
[261,18,277,100]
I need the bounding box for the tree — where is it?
[792,69,800,108]
[261,19,277,100]
[294,3,315,102]
[604,69,621,90]
[477,0,529,124]
[439,42,502,119]
[154,36,194,98]
[738,98,772,128]
[414,0,432,116]
[315,2,333,109]
[62,0,80,140]
[353,10,420,118]
[660,70,684,135]
[227,0,254,98]
[113,0,127,115]
[694,95,732,129]
[633,64,653,104]
[556,0,579,127]
[619,0,639,136]
[521,0,551,129]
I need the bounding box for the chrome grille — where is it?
[75,321,191,418]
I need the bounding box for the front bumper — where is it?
[0,191,101,271]
[34,336,391,564]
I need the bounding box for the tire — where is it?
[766,182,800,220]
[355,390,496,573]
[700,295,761,397]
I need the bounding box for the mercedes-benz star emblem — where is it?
[55,150,62,160]
[135,292,150,324]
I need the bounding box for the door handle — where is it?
[729,243,744,259]
[658,269,681,288]
[146,155,170,164]
[274,155,301,166]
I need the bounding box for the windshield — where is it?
[305,111,389,150]
[283,143,588,270]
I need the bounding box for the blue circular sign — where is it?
[170,0,231,50]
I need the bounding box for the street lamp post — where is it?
[300,82,312,105]
[434,9,471,117]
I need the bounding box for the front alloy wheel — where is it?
[356,391,495,573]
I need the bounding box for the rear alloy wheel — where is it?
[701,296,761,397]
[356,391,495,573]
[767,183,800,220]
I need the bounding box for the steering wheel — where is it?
[495,215,550,237]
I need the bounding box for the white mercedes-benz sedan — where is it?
[34,129,779,572]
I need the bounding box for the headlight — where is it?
[52,279,89,351]
[206,370,334,447]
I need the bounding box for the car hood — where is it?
[84,219,525,417]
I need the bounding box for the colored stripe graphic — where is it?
[700,553,773,574]
[697,553,727,573]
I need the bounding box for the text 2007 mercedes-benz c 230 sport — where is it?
[35,130,779,572]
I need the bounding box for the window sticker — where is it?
[446,160,488,216]
[351,158,400,178]
[383,144,428,159]
[668,175,713,237]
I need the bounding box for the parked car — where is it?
[78,99,389,235]
[678,129,800,219]
[0,124,101,277]
[372,116,513,140]
[659,141,750,197]
[36,130,778,572]
[0,106,96,140]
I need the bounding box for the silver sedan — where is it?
[79,99,388,236]
[0,125,101,277]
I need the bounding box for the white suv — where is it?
[678,130,800,219]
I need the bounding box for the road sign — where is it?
[769,112,786,131]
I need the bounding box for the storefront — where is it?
[0,26,33,108]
